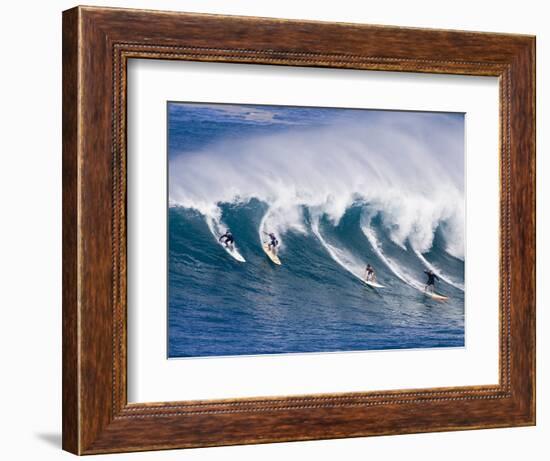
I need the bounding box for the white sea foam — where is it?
[359,218,426,292]
[258,205,306,249]
[310,213,366,283]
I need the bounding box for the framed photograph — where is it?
[62,6,535,455]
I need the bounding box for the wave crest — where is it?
[169,113,464,259]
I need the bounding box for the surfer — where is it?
[424,269,440,293]
[219,231,235,249]
[364,264,376,282]
[264,232,279,254]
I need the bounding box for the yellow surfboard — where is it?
[262,243,281,265]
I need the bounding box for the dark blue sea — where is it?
[167,103,465,358]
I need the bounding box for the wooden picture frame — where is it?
[62,5,535,455]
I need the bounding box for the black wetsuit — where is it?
[219,233,234,246]
[424,270,439,286]
[269,234,278,248]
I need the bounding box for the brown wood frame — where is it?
[62,5,536,455]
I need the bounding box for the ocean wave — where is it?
[169,113,464,262]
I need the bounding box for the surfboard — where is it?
[363,279,385,288]
[221,243,246,262]
[262,243,281,265]
[425,291,449,301]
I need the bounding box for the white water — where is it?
[257,205,307,251]
[258,211,270,248]
[310,216,366,283]
[360,222,426,292]
[170,110,465,262]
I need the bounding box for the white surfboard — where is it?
[363,279,385,288]
[425,291,449,301]
[262,243,281,265]
[221,243,246,262]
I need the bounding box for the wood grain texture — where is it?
[62,5,536,455]
[62,7,79,454]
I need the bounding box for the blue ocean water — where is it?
[167,103,465,358]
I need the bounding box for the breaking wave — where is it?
[169,112,464,292]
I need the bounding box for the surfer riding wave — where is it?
[264,232,279,254]
[364,264,376,282]
[424,269,440,293]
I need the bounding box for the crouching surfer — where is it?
[219,230,235,249]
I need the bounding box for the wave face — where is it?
[168,103,465,358]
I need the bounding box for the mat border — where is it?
[62,6,535,455]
